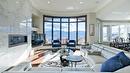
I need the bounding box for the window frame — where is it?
[102,23,130,42]
[43,15,87,45]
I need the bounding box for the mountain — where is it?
[45,30,85,40]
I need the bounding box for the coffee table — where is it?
[66,55,83,67]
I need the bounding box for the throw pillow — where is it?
[101,55,123,72]
[117,51,130,67]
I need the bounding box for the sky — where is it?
[45,22,85,32]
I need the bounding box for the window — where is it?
[53,23,60,40]
[53,18,60,22]
[44,16,86,45]
[70,23,76,40]
[78,22,85,44]
[45,17,52,21]
[45,22,52,44]
[78,17,85,21]
[102,22,130,42]
[62,18,68,22]
[111,25,127,41]
[70,18,76,22]
[61,23,68,44]
[103,26,108,41]
[111,25,119,40]
[120,25,127,39]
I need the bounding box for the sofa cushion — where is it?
[88,51,101,56]
[117,52,130,67]
[89,55,106,64]
[101,55,123,72]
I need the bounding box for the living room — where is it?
[0,0,130,73]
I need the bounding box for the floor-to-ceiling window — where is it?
[78,17,86,44]
[61,22,68,44]
[120,25,126,39]
[70,22,76,40]
[53,18,60,40]
[44,17,52,44]
[102,22,130,42]
[111,25,119,40]
[103,26,108,41]
[44,16,86,45]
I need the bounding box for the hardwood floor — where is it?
[29,50,45,67]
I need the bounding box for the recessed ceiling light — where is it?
[48,1,50,4]
[66,6,74,10]
[16,1,19,4]
[126,16,130,20]
[80,2,83,4]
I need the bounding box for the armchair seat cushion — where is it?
[67,40,76,47]
[89,55,106,64]
[52,40,61,47]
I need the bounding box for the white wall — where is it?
[0,0,32,72]
[87,13,99,44]
[96,19,103,43]
[32,7,43,34]
[32,15,43,34]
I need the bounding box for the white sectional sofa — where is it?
[3,44,130,73]
[88,44,130,73]
[5,72,111,73]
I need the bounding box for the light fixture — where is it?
[66,6,74,10]
[80,2,83,4]
[48,1,50,4]
[126,16,130,20]
[16,1,19,4]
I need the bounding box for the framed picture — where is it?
[89,24,95,36]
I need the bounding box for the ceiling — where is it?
[30,0,111,15]
[30,0,130,20]
[97,0,130,20]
